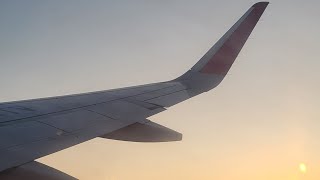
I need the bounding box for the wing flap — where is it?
[83,100,165,121]
[101,120,182,142]
[145,90,190,107]
[37,109,113,132]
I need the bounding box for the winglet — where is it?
[191,1,269,75]
[175,2,268,95]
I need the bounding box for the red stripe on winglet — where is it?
[200,2,268,75]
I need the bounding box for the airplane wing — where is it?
[0,2,268,179]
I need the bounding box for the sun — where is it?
[299,163,307,173]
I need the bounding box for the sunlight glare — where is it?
[299,163,307,173]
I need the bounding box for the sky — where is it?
[0,0,320,179]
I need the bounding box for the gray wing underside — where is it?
[0,1,268,175]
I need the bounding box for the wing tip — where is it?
[253,2,269,8]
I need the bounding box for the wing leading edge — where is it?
[0,2,268,178]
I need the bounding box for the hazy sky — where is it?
[0,0,320,179]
